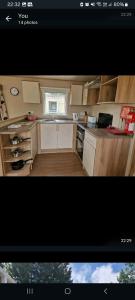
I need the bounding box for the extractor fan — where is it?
[84,76,101,88]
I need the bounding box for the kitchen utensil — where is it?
[11,159,33,170]
[8,124,22,129]
[72,113,79,121]
[84,111,88,123]
[10,136,21,145]
[27,115,37,121]
[11,148,29,158]
[10,136,31,145]
[88,116,97,124]
[26,112,37,121]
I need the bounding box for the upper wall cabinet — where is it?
[115,76,135,103]
[82,87,88,105]
[83,87,99,105]
[22,81,40,103]
[70,84,83,105]
[98,76,118,103]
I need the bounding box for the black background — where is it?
[1,28,135,74]
[0,26,134,247]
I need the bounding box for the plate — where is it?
[8,124,22,129]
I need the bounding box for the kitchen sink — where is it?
[45,120,56,123]
[42,119,67,123]
[55,119,66,122]
[39,119,74,123]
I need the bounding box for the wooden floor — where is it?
[30,153,86,176]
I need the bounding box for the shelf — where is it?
[101,77,118,86]
[3,151,32,163]
[97,101,115,104]
[2,141,31,149]
[5,164,31,176]
[89,85,100,90]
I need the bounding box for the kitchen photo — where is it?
[0,75,135,177]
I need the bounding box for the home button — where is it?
[64,288,71,295]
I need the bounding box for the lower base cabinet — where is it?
[83,139,95,176]
[40,124,74,151]
[83,130,131,176]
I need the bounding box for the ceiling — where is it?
[26,75,97,81]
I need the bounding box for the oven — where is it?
[76,125,85,160]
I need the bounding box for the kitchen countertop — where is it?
[1,118,132,139]
[0,119,85,135]
[85,127,133,139]
[38,119,84,124]
[0,118,133,139]
[77,123,133,139]
[0,120,37,135]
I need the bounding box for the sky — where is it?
[70,263,125,283]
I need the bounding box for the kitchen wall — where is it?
[1,76,134,126]
[89,103,135,127]
[0,76,92,119]
[89,103,122,127]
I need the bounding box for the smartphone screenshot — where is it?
[0,236,135,299]
[0,1,135,300]
[0,1,135,177]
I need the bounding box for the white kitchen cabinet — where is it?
[40,124,58,149]
[22,81,40,103]
[40,124,73,150]
[82,87,88,105]
[57,124,73,149]
[31,125,38,159]
[83,138,95,176]
[70,84,83,105]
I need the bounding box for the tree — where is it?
[3,263,72,283]
[117,263,135,283]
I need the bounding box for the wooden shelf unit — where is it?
[98,76,118,103]
[3,151,31,163]
[83,76,135,106]
[97,101,116,105]
[1,132,32,176]
[2,141,31,149]
[101,76,118,84]
[87,88,100,105]
[5,164,31,176]
[101,77,118,86]
[115,76,135,104]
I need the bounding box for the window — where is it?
[42,88,69,115]
[49,101,57,113]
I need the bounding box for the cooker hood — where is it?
[84,76,101,89]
